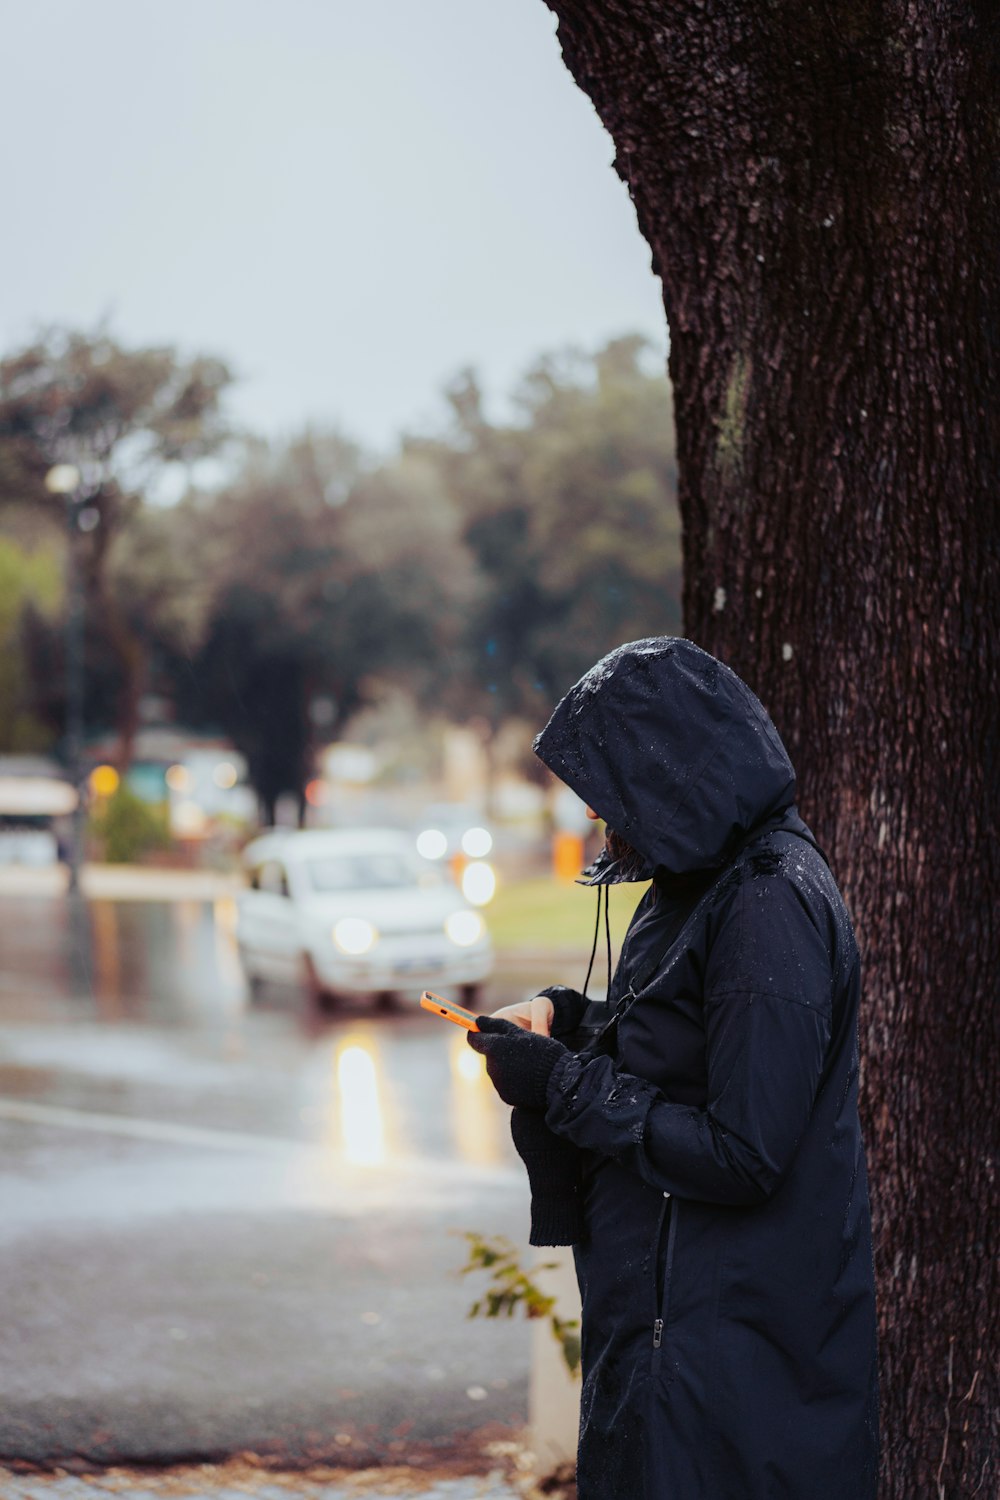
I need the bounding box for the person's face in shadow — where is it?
[584,803,646,879]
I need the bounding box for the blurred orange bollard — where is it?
[553,831,584,883]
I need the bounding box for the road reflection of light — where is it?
[448,1030,504,1166]
[91,900,122,1017]
[212,898,246,1020]
[336,1037,386,1166]
[174,899,199,962]
[214,896,239,935]
[455,1044,482,1082]
[170,900,208,1020]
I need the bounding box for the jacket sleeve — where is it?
[543,872,834,1205]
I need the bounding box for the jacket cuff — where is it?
[536,985,591,1040]
[544,1049,582,1113]
[527,1185,584,1247]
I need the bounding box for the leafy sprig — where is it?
[457,1231,581,1377]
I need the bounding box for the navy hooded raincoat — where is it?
[533,638,879,1500]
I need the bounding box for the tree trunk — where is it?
[542,3,999,1494]
[85,501,145,773]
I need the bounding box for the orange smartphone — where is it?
[420,991,480,1031]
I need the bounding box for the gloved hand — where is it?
[535,984,592,1040]
[467,1015,568,1110]
[510,1107,584,1246]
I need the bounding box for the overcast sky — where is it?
[3,0,666,453]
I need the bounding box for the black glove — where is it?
[510,1107,585,1247]
[467,1015,568,1110]
[535,985,592,1041]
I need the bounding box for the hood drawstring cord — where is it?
[582,885,601,998]
[582,884,613,1000]
[604,884,612,997]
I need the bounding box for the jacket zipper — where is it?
[652,1194,679,1350]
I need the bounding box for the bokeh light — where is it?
[445,909,484,947]
[461,826,493,858]
[173,800,206,836]
[333,917,377,955]
[416,828,448,860]
[212,761,238,789]
[462,861,497,906]
[88,764,120,798]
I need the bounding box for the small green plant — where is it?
[458,1231,581,1377]
[91,784,170,864]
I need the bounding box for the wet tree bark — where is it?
[541,2,999,1494]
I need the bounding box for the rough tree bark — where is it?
[541,2,999,1495]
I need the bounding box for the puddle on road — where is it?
[0,897,518,1179]
[0,897,247,1026]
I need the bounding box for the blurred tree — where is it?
[0,536,61,752]
[542,2,998,1492]
[179,432,472,821]
[90,782,170,865]
[416,335,681,742]
[0,328,232,769]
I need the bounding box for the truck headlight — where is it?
[445,909,484,948]
[333,917,378,955]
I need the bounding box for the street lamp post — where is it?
[45,464,86,895]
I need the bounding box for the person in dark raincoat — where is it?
[468,637,879,1500]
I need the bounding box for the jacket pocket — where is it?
[651,1193,678,1356]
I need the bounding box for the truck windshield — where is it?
[305,853,442,893]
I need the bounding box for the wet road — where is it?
[0,895,547,1469]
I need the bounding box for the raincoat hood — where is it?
[533,637,801,880]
